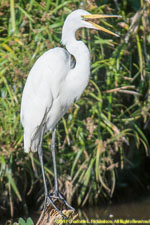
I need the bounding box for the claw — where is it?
[43,195,67,219]
[48,191,75,212]
[58,191,75,212]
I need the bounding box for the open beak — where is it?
[83,14,121,37]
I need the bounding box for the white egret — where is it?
[20,9,120,216]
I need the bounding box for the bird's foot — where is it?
[43,194,67,219]
[49,190,75,212]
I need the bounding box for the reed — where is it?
[0,0,149,221]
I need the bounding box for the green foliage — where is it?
[0,0,150,221]
[14,217,34,225]
[18,217,34,225]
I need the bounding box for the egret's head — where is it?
[61,9,120,46]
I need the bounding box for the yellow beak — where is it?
[83,14,121,37]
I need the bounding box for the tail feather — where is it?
[24,131,39,153]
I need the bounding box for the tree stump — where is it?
[36,200,78,225]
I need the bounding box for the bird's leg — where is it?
[50,128,75,212]
[38,127,48,216]
[38,127,66,218]
[37,126,48,214]
[51,128,59,195]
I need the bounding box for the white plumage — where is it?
[20,9,119,215]
[21,9,119,153]
[21,10,91,152]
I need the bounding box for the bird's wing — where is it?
[21,47,71,152]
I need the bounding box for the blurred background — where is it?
[0,0,150,224]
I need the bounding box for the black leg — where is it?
[37,126,67,218]
[50,128,75,212]
[51,128,59,195]
[37,126,48,213]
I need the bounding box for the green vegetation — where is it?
[0,0,150,222]
[13,217,34,225]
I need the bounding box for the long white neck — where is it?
[61,24,91,100]
[67,38,90,71]
[61,21,90,68]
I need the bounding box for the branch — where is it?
[36,200,78,225]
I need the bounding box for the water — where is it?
[32,197,150,223]
[79,198,150,220]
[1,198,150,224]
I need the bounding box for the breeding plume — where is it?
[21,9,120,216]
